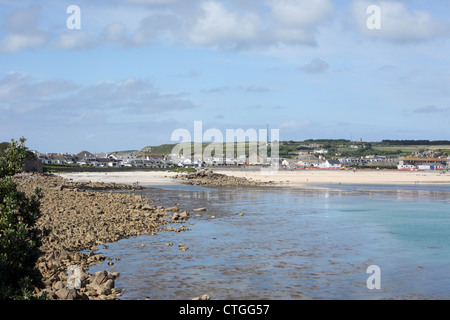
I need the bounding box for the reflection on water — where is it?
[89,183,450,300]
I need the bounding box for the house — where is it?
[398,157,448,170]
[76,151,95,160]
[339,157,360,165]
[52,154,68,164]
[319,159,341,169]
[77,157,98,166]
[236,155,247,165]
[96,158,122,167]
[281,159,298,169]
[37,155,52,165]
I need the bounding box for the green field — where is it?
[137,140,450,159]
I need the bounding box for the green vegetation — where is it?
[141,139,450,159]
[141,142,264,158]
[0,142,11,157]
[381,140,450,146]
[0,138,46,299]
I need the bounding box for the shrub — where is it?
[0,138,45,299]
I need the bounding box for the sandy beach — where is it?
[58,171,180,186]
[59,168,450,187]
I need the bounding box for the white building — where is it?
[319,159,341,169]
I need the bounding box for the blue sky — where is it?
[0,0,449,153]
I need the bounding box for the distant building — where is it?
[398,157,448,170]
[319,159,341,169]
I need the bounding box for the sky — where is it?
[0,0,449,153]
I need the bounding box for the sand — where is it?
[58,171,179,186]
[58,168,450,187]
[213,168,450,186]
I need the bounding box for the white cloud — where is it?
[0,72,196,116]
[53,31,96,50]
[131,13,183,46]
[0,5,47,53]
[352,0,445,42]
[0,33,47,53]
[270,0,333,27]
[0,1,336,53]
[187,0,335,49]
[102,22,128,43]
[188,1,262,49]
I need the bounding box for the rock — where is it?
[12,173,173,300]
[192,294,211,300]
[179,211,189,219]
[142,204,153,210]
[93,270,108,285]
[103,279,115,290]
[193,208,206,212]
[174,171,267,187]
[55,288,80,300]
[52,280,65,291]
[172,212,180,221]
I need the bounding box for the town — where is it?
[31,139,450,172]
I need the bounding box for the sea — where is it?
[88,182,450,300]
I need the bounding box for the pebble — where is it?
[13,173,193,300]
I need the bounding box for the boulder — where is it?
[93,270,108,285]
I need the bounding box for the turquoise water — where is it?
[89,184,450,300]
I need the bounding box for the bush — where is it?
[0,138,45,299]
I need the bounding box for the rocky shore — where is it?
[173,170,272,187]
[13,173,190,300]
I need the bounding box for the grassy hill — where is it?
[139,142,266,157]
[140,139,450,159]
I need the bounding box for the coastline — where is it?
[212,168,450,186]
[23,169,449,300]
[58,168,450,187]
[15,172,190,300]
[57,171,180,186]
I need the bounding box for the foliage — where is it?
[0,138,45,299]
[382,140,450,146]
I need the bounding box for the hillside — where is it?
[140,139,450,159]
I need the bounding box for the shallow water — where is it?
[89,183,450,300]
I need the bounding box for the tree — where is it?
[0,138,44,299]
